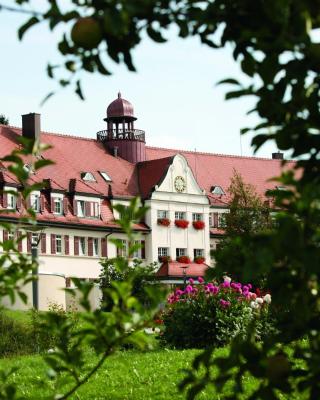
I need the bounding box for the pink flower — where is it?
[175,289,184,296]
[198,277,204,284]
[222,281,231,288]
[209,285,219,294]
[188,278,194,285]
[185,285,193,293]
[219,299,231,308]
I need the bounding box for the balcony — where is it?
[97,129,145,142]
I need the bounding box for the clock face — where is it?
[174,176,186,193]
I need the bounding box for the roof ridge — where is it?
[146,145,293,163]
[1,124,96,142]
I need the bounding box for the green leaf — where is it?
[18,16,40,40]
[147,26,167,43]
[75,80,85,100]
[217,78,241,86]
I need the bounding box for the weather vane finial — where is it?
[118,91,121,98]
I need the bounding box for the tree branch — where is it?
[0,3,42,17]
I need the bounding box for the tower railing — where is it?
[97,129,145,142]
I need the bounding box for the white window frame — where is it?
[31,233,39,247]
[175,211,185,220]
[7,231,14,241]
[157,210,168,219]
[7,193,16,210]
[77,200,85,217]
[31,194,40,213]
[93,238,99,257]
[79,237,86,256]
[192,213,203,221]
[176,248,187,258]
[132,240,142,258]
[99,171,112,182]
[118,239,128,257]
[53,198,62,215]
[158,247,169,257]
[56,235,62,254]
[194,248,204,258]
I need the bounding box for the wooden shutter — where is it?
[41,233,46,254]
[51,234,56,254]
[73,199,77,216]
[101,237,107,257]
[2,230,8,242]
[63,197,68,215]
[27,232,32,253]
[213,213,219,228]
[85,202,90,217]
[88,237,93,256]
[16,194,22,211]
[17,231,22,252]
[74,236,79,255]
[64,235,69,255]
[141,240,146,259]
[2,193,7,208]
[40,194,45,213]
[50,196,55,213]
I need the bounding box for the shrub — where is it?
[174,219,189,229]
[158,255,172,263]
[161,277,272,349]
[192,220,205,230]
[157,218,171,226]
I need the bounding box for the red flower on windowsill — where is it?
[158,255,172,263]
[194,256,205,264]
[175,219,189,229]
[177,255,191,263]
[193,220,205,230]
[157,218,171,227]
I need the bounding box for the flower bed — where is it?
[157,218,170,227]
[158,255,172,263]
[194,256,205,264]
[176,255,191,263]
[174,219,189,229]
[192,220,205,230]
[161,276,272,349]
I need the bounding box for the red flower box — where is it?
[194,256,205,264]
[175,219,189,229]
[158,255,172,263]
[157,218,170,227]
[177,255,191,263]
[193,220,205,230]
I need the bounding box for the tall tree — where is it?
[0,114,9,125]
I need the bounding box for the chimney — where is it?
[22,113,41,142]
[272,151,284,160]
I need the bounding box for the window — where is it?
[77,200,85,217]
[211,186,225,195]
[7,194,16,210]
[157,210,168,219]
[132,240,141,258]
[176,248,186,258]
[175,211,185,220]
[194,248,204,258]
[218,213,226,228]
[93,238,99,257]
[79,237,86,256]
[81,172,96,182]
[7,231,14,241]
[192,213,203,221]
[53,198,62,214]
[77,200,100,218]
[31,194,40,212]
[117,239,128,257]
[210,212,225,228]
[158,247,169,257]
[56,235,62,254]
[99,171,112,182]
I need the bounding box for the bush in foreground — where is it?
[161,277,272,349]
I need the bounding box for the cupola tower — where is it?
[97,93,146,163]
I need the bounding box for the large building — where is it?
[0,94,292,288]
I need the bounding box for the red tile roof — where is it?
[156,261,209,278]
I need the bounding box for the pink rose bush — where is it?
[162,276,272,348]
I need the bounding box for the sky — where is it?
[0,1,280,158]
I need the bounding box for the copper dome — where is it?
[106,92,136,120]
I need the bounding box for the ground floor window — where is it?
[194,248,204,258]
[56,235,62,254]
[158,247,169,257]
[176,248,187,258]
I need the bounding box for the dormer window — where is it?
[211,186,225,195]
[7,193,16,210]
[77,200,100,218]
[53,197,62,214]
[30,193,40,212]
[81,172,96,182]
[99,171,112,182]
